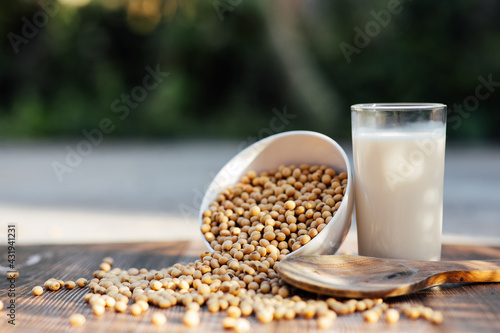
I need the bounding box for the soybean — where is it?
[49,281,61,291]
[183,310,200,327]
[64,281,76,289]
[152,313,167,326]
[69,313,86,327]
[76,278,88,287]
[385,309,400,323]
[32,286,44,296]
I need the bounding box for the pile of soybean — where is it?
[30,164,443,330]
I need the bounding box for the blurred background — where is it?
[0,0,499,244]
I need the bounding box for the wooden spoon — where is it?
[276,255,500,298]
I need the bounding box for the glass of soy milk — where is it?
[351,103,446,261]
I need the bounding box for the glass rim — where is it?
[351,103,446,111]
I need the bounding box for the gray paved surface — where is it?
[0,140,499,243]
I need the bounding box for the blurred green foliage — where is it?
[0,0,499,141]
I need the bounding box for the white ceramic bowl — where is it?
[199,130,354,256]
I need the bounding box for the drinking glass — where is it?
[351,103,447,261]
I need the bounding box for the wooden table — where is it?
[1,240,499,333]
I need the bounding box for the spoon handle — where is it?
[413,259,500,284]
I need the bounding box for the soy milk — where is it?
[353,128,445,261]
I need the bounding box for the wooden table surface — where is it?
[1,240,500,333]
